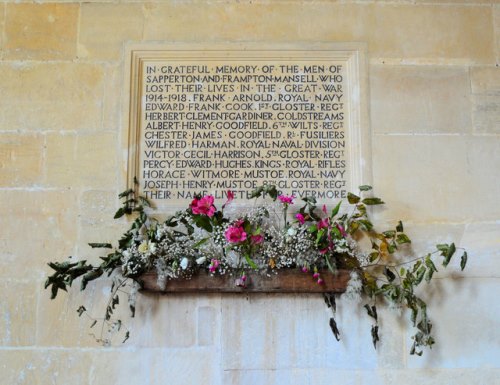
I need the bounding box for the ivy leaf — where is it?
[369,251,379,262]
[385,267,396,282]
[77,306,86,317]
[138,196,151,208]
[396,233,411,245]
[359,185,372,191]
[331,201,341,217]
[383,230,396,238]
[362,197,385,206]
[347,192,360,204]
[460,251,468,271]
[329,317,341,341]
[358,219,373,231]
[81,269,103,291]
[442,243,456,267]
[112,295,119,310]
[88,243,112,249]
[396,220,404,232]
[114,207,125,219]
[118,189,134,198]
[265,185,278,200]
[415,266,426,285]
[364,304,378,321]
[324,293,336,312]
[371,325,379,349]
[249,186,264,199]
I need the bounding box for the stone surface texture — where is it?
[0,1,498,384]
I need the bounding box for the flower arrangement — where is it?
[45,183,467,355]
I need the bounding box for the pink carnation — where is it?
[295,213,305,224]
[191,195,216,217]
[251,234,264,244]
[278,194,295,205]
[225,225,247,243]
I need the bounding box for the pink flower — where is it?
[191,195,216,217]
[317,278,324,285]
[223,190,234,208]
[278,194,295,205]
[313,272,320,279]
[319,248,329,255]
[251,234,264,244]
[301,266,309,273]
[322,204,328,214]
[225,225,247,243]
[336,224,347,237]
[295,213,305,224]
[209,259,220,273]
[317,218,329,230]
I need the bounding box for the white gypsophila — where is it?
[343,270,363,302]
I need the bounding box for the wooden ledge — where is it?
[140,269,350,293]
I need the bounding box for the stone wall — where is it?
[1,1,499,384]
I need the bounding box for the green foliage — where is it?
[44,183,468,356]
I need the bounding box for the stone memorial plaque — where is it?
[124,43,370,210]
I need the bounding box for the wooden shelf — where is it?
[140,269,350,293]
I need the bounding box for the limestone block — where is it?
[372,135,500,222]
[103,64,122,131]
[131,293,199,347]
[221,293,404,370]
[370,65,471,134]
[0,280,36,346]
[45,132,118,189]
[79,4,144,61]
[495,6,500,65]
[0,62,104,131]
[89,350,154,385]
[224,369,361,385]
[407,278,500,369]
[143,2,300,42]
[459,223,500,278]
[298,3,494,63]
[0,350,92,385]
[4,3,78,60]
[77,189,123,260]
[0,133,43,187]
[0,190,78,280]
[151,348,221,385]
[38,273,140,348]
[0,4,4,58]
[197,306,217,346]
[371,368,500,385]
[471,67,500,95]
[472,95,500,134]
